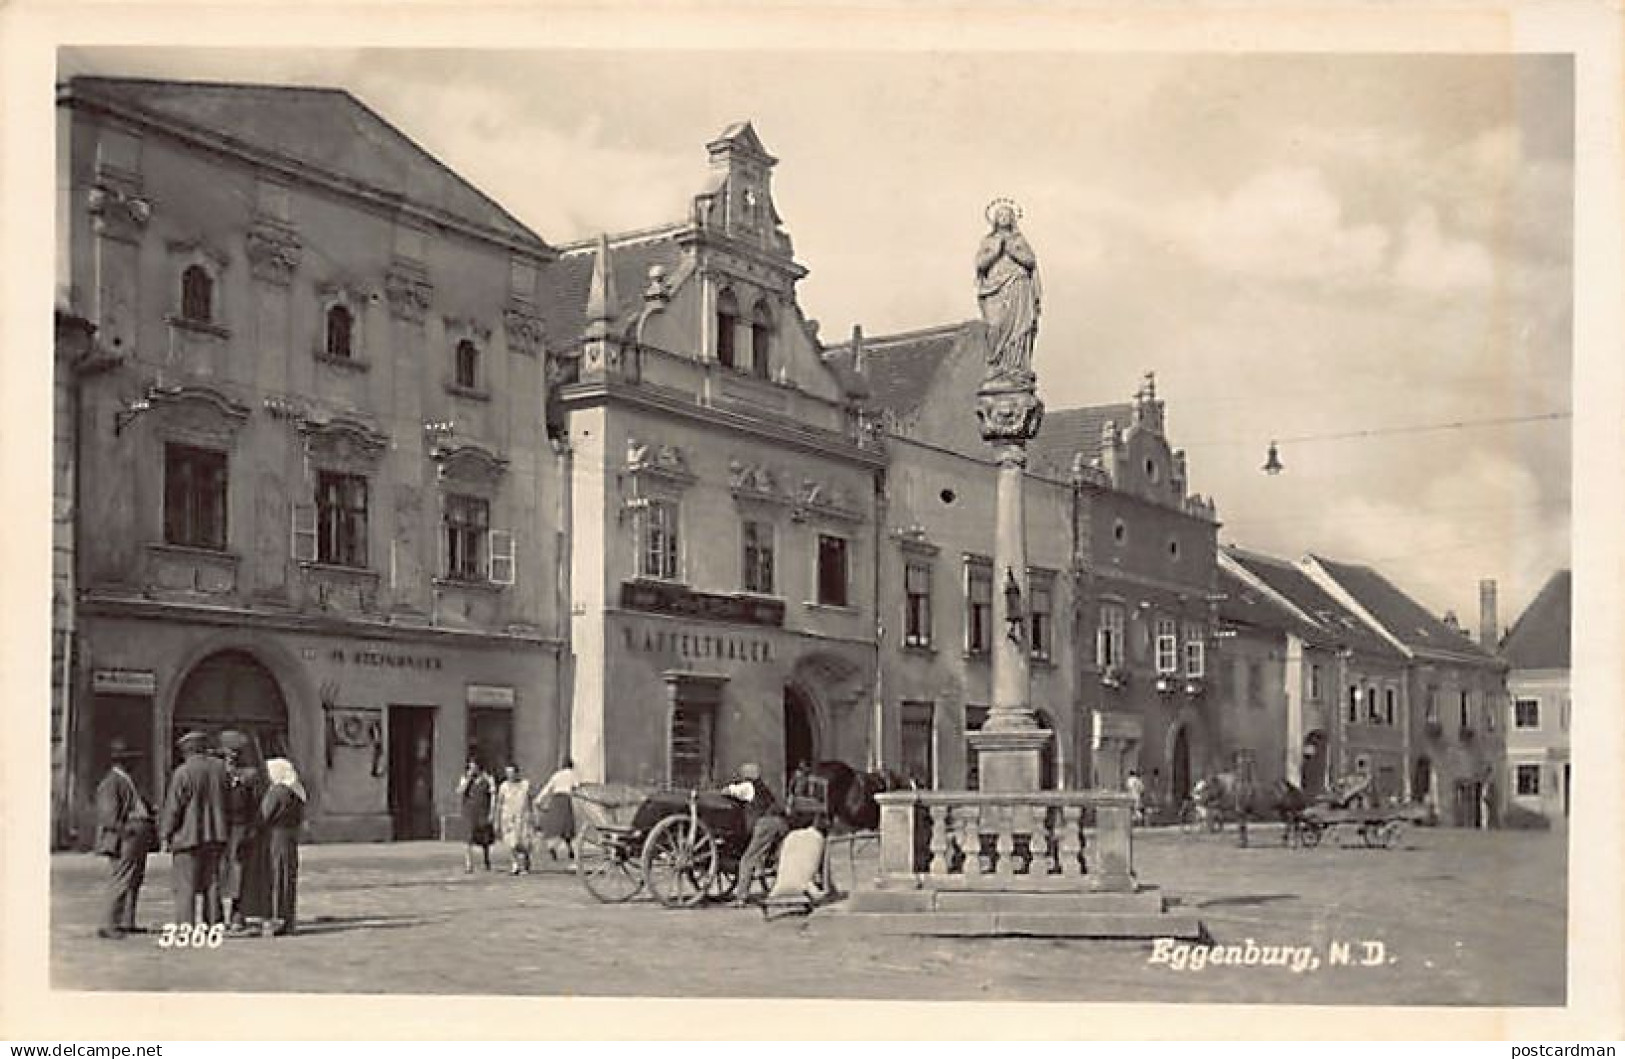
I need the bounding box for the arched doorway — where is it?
[782,685,820,788]
[1171,726,1193,805]
[1302,730,1328,793]
[172,649,290,768]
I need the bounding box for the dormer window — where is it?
[455,339,480,390]
[716,289,739,370]
[325,305,354,359]
[750,302,772,380]
[181,265,214,323]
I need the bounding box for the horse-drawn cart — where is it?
[572,784,768,907]
[1288,774,1426,849]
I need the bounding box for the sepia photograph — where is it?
[3,0,1622,1042]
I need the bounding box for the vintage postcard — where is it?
[1,0,1621,1042]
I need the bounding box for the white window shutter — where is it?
[292,503,317,563]
[489,529,515,585]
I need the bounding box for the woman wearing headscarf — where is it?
[494,764,534,875]
[259,757,306,937]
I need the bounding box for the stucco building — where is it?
[1500,569,1571,823]
[55,77,568,843]
[546,124,886,790]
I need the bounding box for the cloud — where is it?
[1393,206,1497,293]
[1165,167,1390,287]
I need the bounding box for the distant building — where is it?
[1302,555,1509,826]
[547,124,886,790]
[1222,547,1409,802]
[1500,570,1571,823]
[56,77,567,843]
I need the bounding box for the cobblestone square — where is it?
[50,825,1565,1006]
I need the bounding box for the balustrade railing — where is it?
[872,789,1137,893]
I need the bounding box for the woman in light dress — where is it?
[494,764,535,875]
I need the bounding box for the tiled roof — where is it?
[1216,564,1319,639]
[1501,569,1571,670]
[66,77,548,252]
[1311,554,1496,662]
[542,231,688,354]
[1226,547,1402,658]
[826,322,969,419]
[1028,403,1135,480]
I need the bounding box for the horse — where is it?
[788,760,911,833]
[1192,772,1309,848]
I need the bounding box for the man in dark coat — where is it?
[218,730,270,932]
[160,730,230,926]
[94,739,155,939]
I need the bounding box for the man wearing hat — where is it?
[723,762,789,906]
[93,739,156,939]
[160,730,230,926]
[218,730,270,933]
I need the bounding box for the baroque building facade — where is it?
[55,77,567,844]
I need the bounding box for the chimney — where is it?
[1479,578,1499,649]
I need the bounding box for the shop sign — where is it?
[620,580,785,627]
[92,668,156,696]
[329,647,444,671]
[621,623,774,664]
[466,684,516,707]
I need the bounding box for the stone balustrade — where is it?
[872,789,1138,894]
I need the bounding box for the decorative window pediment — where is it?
[433,442,508,490]
[793,477,863,524]
[146,383,251,445]
[300,414,388,471]
[728,458,787,505]
[891,524,940,556]
[626,437,696,491]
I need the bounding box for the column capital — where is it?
[975,382,1044,445]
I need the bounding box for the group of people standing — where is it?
[94,730,304,940]
[458,758,577,875]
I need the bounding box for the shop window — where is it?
[638,499,681,581]
[903,560,933,647]
[1029,579,1053,661]
[315,471,368,568]
[900,701,935,789]
[1516,764,1541,797]
[1155,618,1178,675]
[163,443,227,551]
[750,302,772,380]
[444,494,489,581]
[741,519,775,595]
[326,305,354,359]
[965,560,992,656]
[816,534,849,607]
[467,706,513,775]
[715,289,739,369]
[454,339,480,390]
[1097,604,1125,669]
[180,265,214,323]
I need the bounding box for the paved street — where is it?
[50,825,1565,1005]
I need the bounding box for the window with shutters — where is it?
[163,444,227,550]
[965,559,993,656]
[1097,604,1125,669]
[444,495,488,581]
[741,519,775,595]
[638,499,681,581]
[1183,623,1206,677]
[315,471,368,568]
[1029,578,1053,661]
[903,560,932,648]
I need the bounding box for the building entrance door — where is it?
[92,693,156,800]
[1302,731,1328,794]
[172,650,289,772]
[1171,726,1193,804]
[388,706,437,840]
[783,686,819,789]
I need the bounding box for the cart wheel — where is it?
[1381,820,1405,849]
[642,814,719,908]
[1301,824,1323,848]
[577,831,643,904]
[1360,823,1384,848]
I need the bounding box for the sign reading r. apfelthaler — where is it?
[621,623,773,663]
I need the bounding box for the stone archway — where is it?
[172,649,290,768]
[784,651,868,776]
[782,683,821,784]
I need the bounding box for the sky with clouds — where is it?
[61,47,1574,630]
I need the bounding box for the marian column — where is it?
[967,200,1052,792]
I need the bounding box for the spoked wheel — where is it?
[577,829,644,904]
[1360,823,1386,848]
[642,814,720,908]
[1380,820,1405,849]
[1300,823,1324,848]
